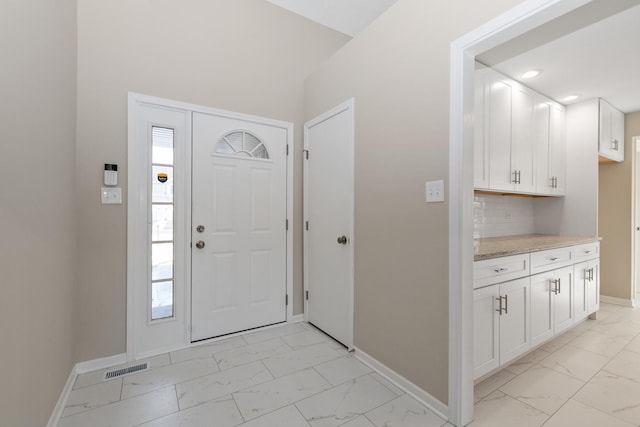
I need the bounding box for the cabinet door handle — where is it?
[612,139,619,151]
[512,170,520,184]
[551,279,559,295]
[495,295,507,315]
[558,278,561,294]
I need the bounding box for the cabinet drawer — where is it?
[571,242,599,262]
[474,254,530,289]
[530,247,572,274]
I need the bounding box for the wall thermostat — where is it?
[104,163,118,186]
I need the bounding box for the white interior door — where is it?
[191,112,288,341]
[304,99,354,348]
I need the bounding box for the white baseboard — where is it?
[353,346,449,421]
[76,353,127,374]
[600,295,634,307]
[289,314,304,323]
[46,365,77,427]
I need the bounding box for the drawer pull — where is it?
[493,267,508,273]
[549,257,559,261]
[584,250,591,254]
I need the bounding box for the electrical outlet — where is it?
[426,180,445,203]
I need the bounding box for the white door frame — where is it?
[448,1,593,425]
[302,98,355,349]
[127,93,295,360]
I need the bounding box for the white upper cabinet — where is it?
[475,66,566,196]
[510,85,536,193]
[534,97,566,196]
[486,71,515,191]
[599,98,625,162]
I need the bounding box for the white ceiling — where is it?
[264,0,398,37]
[480,2,640,113]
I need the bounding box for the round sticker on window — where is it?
[157,173,168,183]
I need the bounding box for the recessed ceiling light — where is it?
[521,70,541,79]
[561,94,580,102]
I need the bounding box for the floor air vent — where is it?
[103,363,149,380]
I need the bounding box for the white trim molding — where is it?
[448,1,593,425]
[76,353,127,375]
[46,365,77,427]
[354,346,448,421]
[600,295,635,307]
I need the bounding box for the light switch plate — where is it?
[101,187,122,204]
[426,180,445,203]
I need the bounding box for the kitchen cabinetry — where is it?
[474,66,565,195]
[599,99,625,162]
[473,277,530,379]
[473,240,599,380]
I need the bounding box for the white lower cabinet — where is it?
[474,241,599,380]
[473,277,530,379]
[574,259,600,321]
[530,266,573,347]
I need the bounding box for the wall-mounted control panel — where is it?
[104,163,118,186]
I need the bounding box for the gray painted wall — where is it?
[75,0,350,361]
[304,0,522,405]
[0,0,77,425]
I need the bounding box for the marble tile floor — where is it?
[473,302,640,427]
[58,322,450,427]
[58,302,640,427]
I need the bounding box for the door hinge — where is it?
[303,149,309,160]
[286,144,289,156]
[286,219,289,230]
[305,221,309,231]
[286,294,289,305]
[305,290,309,301]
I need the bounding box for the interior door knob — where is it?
[337,236,348,245]
[195,240,205,249]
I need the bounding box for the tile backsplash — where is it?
[474,194,534,239]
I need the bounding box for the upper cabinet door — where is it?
[487,73,514,192]
[549,104,566,195]
[599,99,624,162]
[511,84,536,193]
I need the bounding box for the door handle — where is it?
[196,225,205,233]
[337,236,348,245]
[195,240,205,249]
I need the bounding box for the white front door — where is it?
[191,112,288,341]
[304,99,354,348]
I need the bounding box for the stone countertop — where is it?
[474,234,600,261]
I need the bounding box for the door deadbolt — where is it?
[195,240,205,249]
[196,225,205,233]
[337,236,348,245]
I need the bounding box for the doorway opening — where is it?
[449,1,637,425]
